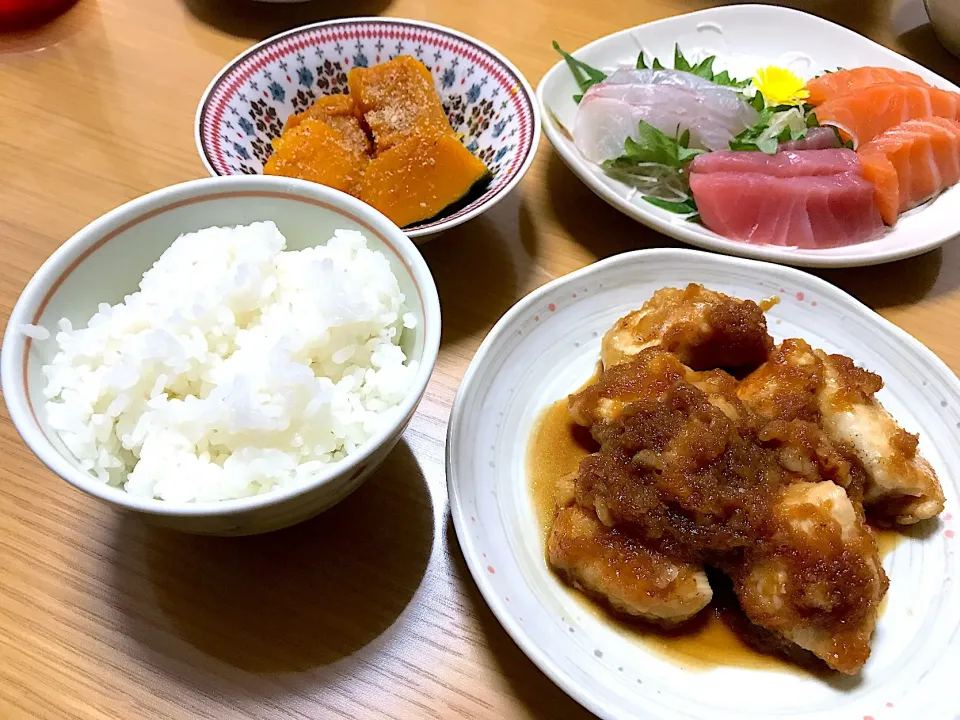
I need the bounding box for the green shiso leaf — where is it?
[643,196,699,215]
[635,44,750,88]
[603,121,706,170]
[674,45,692,72]
[553,41,607,103]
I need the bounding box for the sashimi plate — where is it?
[538,5,960,268]
[447,249,960,719]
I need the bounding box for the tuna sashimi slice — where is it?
[806,67,929,106]
[689,171,885,249]
[814,83,960,147]
[858,116,960,224]
[778,127,842,151]
[690,148,861,177]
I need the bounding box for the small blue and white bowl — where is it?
[195,17,541,240]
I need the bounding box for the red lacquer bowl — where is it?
[0,0,77,30]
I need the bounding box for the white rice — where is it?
[31,221,418,502]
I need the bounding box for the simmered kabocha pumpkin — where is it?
[360,132,491,227]
[284,94,374,158]
[264,55,490,227]
[348,56,455,152]
[263,118,369,196]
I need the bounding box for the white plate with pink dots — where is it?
[447,248,960,720]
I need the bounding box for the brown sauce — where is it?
[530,368,602,543]
[528,392,904,674]
[874,527,903,560]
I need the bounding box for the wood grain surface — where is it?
[1,0,959,717]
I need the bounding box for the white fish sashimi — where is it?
[573,69,759,163]
[603,68,720,91]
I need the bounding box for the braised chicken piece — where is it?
[601,284,773,373]
[571,346,746,428]
[735,338,823,423]
[738,340,945,524]
[548,503,713,626]
[569,348,791,559]
[729,481,887,674]
[755,418,868,505]
[545,285,942,674]
[562,346,888,672]
[816,351,944,524]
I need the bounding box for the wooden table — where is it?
[1,0,959,717]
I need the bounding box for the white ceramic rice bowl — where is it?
[1,176,440,535]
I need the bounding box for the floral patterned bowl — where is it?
[195,17,541,240]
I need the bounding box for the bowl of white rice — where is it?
[1,175,440,535]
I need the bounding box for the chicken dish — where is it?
[545,284,945,674]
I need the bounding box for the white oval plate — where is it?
[447,248,960,719]
[537,5,960,268]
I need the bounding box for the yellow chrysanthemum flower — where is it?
[752,66,810,107]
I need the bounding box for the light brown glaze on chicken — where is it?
[569,348,790,560]
[545,286,941,674]
[728,481,887,674]
[816,351,944,524]
[601,284,773,373]
[561,345,890,673]
[738,340,944,524]
[736,339,822,423]
[548,504,713,626]
[756,419,868,506]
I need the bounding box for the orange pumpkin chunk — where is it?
[348,56,454,152]
[284,94,374,158]
[285,94,355,128]
[359,132,490,227]
[263,118,369,196]
[265,55,490,226]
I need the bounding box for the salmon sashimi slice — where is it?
[689,171,884,249]
[858,117,960,224]
[859,153,900,225]
[806,67,929,106]
[814,83,960,147]
[690,148,860,177]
